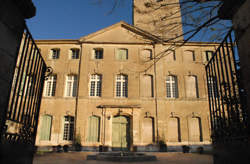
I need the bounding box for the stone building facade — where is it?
[35,0,218,152]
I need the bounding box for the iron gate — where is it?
[205,29,248,143]
[0,24,48,163]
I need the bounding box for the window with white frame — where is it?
[116,49,128,60]
[208,76,218,98]
[65,75,77,97]
[70,48,79,59]
[50,49,60,59]
[92,48,103,59]
[166,75,178,98]
[116,74,128,97]
[63,116,74,141]
[44,75,57,97]
[89,74,102,97]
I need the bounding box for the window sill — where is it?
[89,96,102,98]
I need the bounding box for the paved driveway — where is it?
[33,152,213,164]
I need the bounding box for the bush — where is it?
[56,145,62,152]
[197,146,204,154]
[159,140,167,152]
[182,145,190,153]
[63,145,69,152]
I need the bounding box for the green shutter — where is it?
[87,116,100,142]
[40,115,52,140]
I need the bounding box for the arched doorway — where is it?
[112,116,130,151]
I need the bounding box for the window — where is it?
[63,116,74,141]
[205,51,213,62]
[65,75,77,97]
[116,49,128,60]
[50,49,60,59]
[142,117,155,143]
[44,75,57,97]
[70,48,79,59]
[168,117,181,142]
[92,48,103,59]
[185,75,198,98]
[87,116,100,142]
[40,115,52,141]
[141,49,152,61]
[183,50,195,62]
[208,76,218,98]
[188,117,203,142]
[140,74,154,97]
[166,75,178,98]
[165,50,176,62]
[116,74,128,97]
[89,74,102,97]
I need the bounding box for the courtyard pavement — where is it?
[33,152,213,164]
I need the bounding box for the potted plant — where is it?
[74,134,82,151]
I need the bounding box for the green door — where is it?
[112,116,130,151]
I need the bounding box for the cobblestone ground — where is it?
[33,152,213,164]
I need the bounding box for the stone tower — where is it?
[133,0,183,41]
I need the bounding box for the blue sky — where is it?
[27,0,230,41]
[27,0,133,39]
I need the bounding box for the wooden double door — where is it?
[112,116,130,151]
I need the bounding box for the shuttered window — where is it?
[116,49,128,60]
[185,75,198,98]
[141,49,152,61]
[141,74,154,97]
[40,115,52,140]
[87,116,100,142]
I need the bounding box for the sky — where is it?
[27,0,133,39]
[26,0,231,42]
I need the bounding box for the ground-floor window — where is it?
[63,116,74,141]
[142,117,155,143]
[168,117,181,142]
[188,117,203,142]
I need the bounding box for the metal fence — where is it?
[205,29,248,143]
[1,24,47,146]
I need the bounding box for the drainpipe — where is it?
[74,43,83,145]
[153,42,159,143]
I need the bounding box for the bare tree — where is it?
[92,0,231,42]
